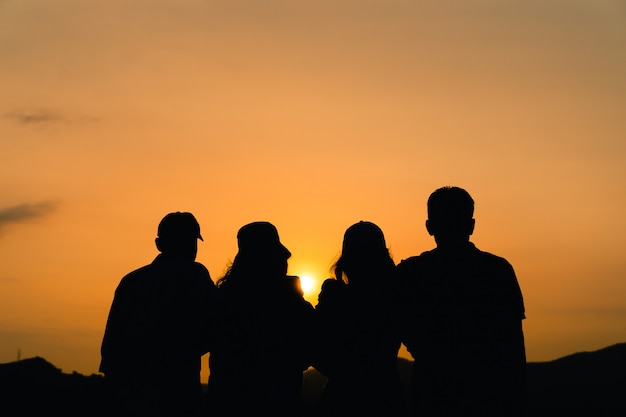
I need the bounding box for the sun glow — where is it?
[299,274,315,294]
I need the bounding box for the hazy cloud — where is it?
[0,276,18,283]
[0,201,58,234]
[4,109,63,125]
[3,109,100,128]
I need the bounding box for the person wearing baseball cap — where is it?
[100,211,217,416]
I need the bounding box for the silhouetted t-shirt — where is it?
[100,254,217,416]
[312,278,406,417]
[207,275,314,417]
[396,242,526,416]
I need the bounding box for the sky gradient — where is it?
[1,0,625,382]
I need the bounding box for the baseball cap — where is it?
[236,221,290,258]
[157,212,203,241]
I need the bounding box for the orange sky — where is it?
[1,1,625,382]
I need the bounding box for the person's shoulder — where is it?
[471,246,519,282]
[278,276,314,312]
[285,275,306,296]
[190,261,212,276]
[473,246,514,268]
[187,262,218,292]
[396,249,436,270]
[321,277,345,290]
[319,277,347,297]
[119,262,154,282]
[276,275,312,300]
[316,278,347,307]
[112,263,156,297]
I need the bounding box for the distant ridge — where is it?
[525,342,626,416]
[303,342,626,416]
[0,356,107,417]
[0,356,61,380]
[1,343,625,416]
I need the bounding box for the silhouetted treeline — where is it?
[2,342,626,416]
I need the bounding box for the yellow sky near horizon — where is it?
[1,0,626,382]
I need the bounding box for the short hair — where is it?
[427,186,474,221]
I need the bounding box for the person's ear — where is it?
[155,237,163,252]
[425,219,435,236]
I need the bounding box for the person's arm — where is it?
[310,278,345,377]
[99,277,132,377]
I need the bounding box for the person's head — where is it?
[333,221,394,286]
[425,186,475,247]
[155,211,203,261]
[222,221,291,285]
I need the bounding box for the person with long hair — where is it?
[312,221,406,417]
[206,221,315,417]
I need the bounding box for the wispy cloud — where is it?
[4,109,63,125]
[0,201,59,234]
[4,109,100,127]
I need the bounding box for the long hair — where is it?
[218,221,291,289]
[332,221,395,288]
[217,251,289,289]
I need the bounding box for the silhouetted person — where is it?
[206,221,315,417]
[312,221,406,417]
[99,212,217,417]
[396,186,527,417]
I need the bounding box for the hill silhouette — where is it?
[301,343,626,416]
[0,356,108,416]
[525,342,626,416]
[2,343,625,416]
[303,343,626,416]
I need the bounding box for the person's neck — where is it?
[435,239,471,252]
[161,252,195,262]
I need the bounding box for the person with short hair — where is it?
[397,186,527,417]
[99,211,217,417]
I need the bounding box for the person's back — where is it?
[206,222,315,417]
[396,187,527,417]
[99,212,217,417]
[312,221,406,417]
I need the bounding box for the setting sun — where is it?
[299,274,316,295]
